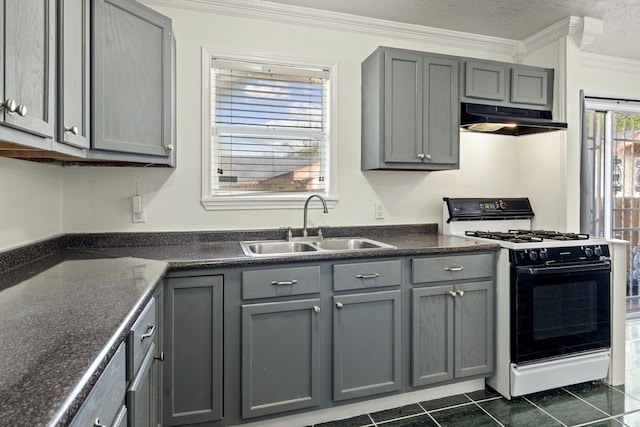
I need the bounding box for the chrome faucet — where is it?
[303,194,328,237]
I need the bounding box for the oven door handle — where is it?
[519,261,611,275]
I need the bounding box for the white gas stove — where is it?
[443,198,612,399]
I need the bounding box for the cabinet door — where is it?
[57,0,89,148]
[464,61,506,101]
[422,56,459,166]
[163,276,223,426]
[92,0,173,159]
[454,281,494,378]
[127,343,156,427]
[333,290,401,401]
[411,285,454,386]
[241,298,321,418]
[510,67,549,106]
[383,50,423,164]
[3,0,55,138]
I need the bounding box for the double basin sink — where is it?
[241,237,396,256]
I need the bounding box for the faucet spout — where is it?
[303,194,328,237]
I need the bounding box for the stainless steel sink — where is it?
[240,237,395,256]
[315,238,394,251]
[242,241,318,255]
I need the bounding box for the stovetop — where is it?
[464,229,590,243]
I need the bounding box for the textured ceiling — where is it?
[261,0,640,60]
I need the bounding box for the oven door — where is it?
[512,261,611,364]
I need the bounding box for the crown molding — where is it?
[142,0,519,57]
[517,16,579,61]
[581,52,640,74]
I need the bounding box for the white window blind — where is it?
[210,59,330,197]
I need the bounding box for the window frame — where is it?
[201,48,339,211]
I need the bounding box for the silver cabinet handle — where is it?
[355,273,380,279]
[271,280,298,286]
[312,305,320,313]
[65,125,79,135]
[444,266,464,272]
[448,291,457,297]
[140,323,156,341]
[93,418,106,427]
[16,104,27,117]
[424,153,432,160]
[336,302,344,309]
[2,98,17,114]
[165,144,174,151]
[154,351,165,362]
[457,290,465,297]
[417,153,425,159]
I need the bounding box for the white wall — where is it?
[0,157,63,250]
[60,5,550,236]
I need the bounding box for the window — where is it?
[201,50,337,210]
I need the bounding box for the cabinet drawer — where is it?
[127,298,157,380]
[242,266,320,299]
[70,343,126,427]
[333,259,402,291]
[412,254,493,283]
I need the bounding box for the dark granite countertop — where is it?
[0,224,498,426]
[0,256,169,427]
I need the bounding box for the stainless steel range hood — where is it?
[460,103,568,136]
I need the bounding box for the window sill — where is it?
[201,195,338,211]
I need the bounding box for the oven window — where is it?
[533,281,597,340]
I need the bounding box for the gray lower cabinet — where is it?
[163,275,223,426]
[412,275,494,386]
[70,343,127,427]
[127,342,158,427]
[361,46,459,171]
[0,0,55,149]
[91,0,175,165]
[333,290,402,400]
[241,298,322,418]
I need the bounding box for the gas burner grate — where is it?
[465,230,544,243]
[509,230,590,241]
[465,229,590,242]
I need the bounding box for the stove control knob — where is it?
[528,250,538,261]
[498,200,507,210]
[584,246,594,257]
[539,248,548,261]
[594,245,603,256]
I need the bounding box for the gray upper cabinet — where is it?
[163,275,223,426]
[362,47,459,171]
[241,298,321,418]
[91,0,175,164]
[0,0,55,149]
[461,59,553,110]
[333,290,402,400]
[57,0,89,149]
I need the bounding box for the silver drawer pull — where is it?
[94,418,107,427]
[336,302,344,309]
[356,273,380,279]
[448,291,457,297]
[457,290,465,297]
[271,280,298,286]
[140,323,156,341]
[154,351,165,362]
[312,305,320,313]
[444,266,464,272]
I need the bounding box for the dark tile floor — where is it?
[309,319,640,427]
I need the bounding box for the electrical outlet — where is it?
[375,203,385,219]
[133,211,146,223]
[132,195,146,223]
